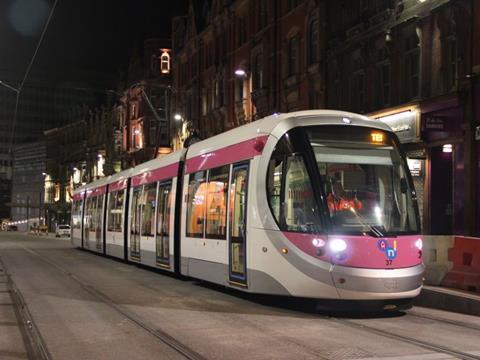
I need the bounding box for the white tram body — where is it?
[71,110,424,306]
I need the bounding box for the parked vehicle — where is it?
[56,224,71,237]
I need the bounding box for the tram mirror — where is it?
[400,178,408,194]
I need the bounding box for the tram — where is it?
[71,110,424,309]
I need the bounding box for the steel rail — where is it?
[0,256,52,360]
[405,310,480,332]
[329,316,480,360]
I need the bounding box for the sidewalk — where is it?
[0,261,29,360]
[414,285,480,316]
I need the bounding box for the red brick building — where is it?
[172,0,479,238]
[171,0,325,144]
[118,39,173,167]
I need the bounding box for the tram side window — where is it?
[131,187,142,236]
[89,196,97,231]
[283,155,319,233]
[96,195,104,233]
[186,171,207,237]
[157,181,173,237]
[84,198,91,230]
[206,166,229,239]
[141,183,157,236]
[107,191,124,232]
[267,158,284,221]
[268,145,321,233]
[72,200,82,229]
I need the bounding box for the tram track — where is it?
[0,256,52,360]
[406,309,480,332]
[13,242,480,360]
[20,246,206,360]
[328,316,480,360]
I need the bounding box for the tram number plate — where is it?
[385,259,393,266]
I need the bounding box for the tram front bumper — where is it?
[330,263,425,300]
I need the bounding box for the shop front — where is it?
[369,105,426,229]
[420,95,464,236]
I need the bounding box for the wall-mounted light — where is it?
[42,172,47,176]
[234,69,246,77]
[385,30,392,42]
[442,144,453,153]
[174,114,183,121]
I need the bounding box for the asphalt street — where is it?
[0,232,479,360]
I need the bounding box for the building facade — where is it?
[43,105,121,230]
[171,0,325,145]
[118,39,173,167]
[0,75,107,219]
[172,0,479,238]
[10,141,46,232]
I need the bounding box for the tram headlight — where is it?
[415,238,423,250]
[329,238,347,253]
[312,238,326,247]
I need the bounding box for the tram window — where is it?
[131,187,142,236]
[206,165,229,239]
[157,181,172,236]
[186,171,207,238]
[72,200,81,229]
[96,195,104,233]
[157,181,172,262]
[141,183,157,237]
[107,191,124,232]
[267,158,284,221]
[283,155,319,233]
[84,198,91,230]
[89,196,97,231]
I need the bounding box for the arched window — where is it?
[160,51,170,74]
[288,36,299,76]
[309,19,319,64]
[254,53,264,89]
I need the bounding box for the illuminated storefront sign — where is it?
[370,107,420,143]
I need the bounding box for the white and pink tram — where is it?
[71,110,424,308]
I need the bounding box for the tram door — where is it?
[228,163,249,285]
[156,181,172,267]
[130,187,142,260]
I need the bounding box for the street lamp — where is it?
[174,113,183,121]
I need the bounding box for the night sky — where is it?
[0,0,188,85]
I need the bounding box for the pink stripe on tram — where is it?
[108,178,128,193]
[131,163,179,187]
[86,186,106,198]
[73,193,83,201]
[185,135,268,174]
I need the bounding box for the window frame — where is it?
[140,182,157,237]
[288,36,299,77]
[266,128,328,234]
[186,170,208,238]
[205,165,230,240]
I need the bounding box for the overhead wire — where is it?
[8,0,59,154]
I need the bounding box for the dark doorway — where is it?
[430,146,453,234]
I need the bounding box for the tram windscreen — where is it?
[307,126,418,236]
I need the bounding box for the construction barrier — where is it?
[441,236,480,292]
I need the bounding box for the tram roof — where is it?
[186,110,392,159]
